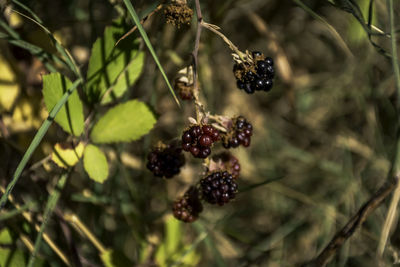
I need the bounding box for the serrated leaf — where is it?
[86,19,144,104]
[51,142,85,169]
[83,144,109,183]
[100,249,131,267]
[101,52,144,104]
[42,73,84,136]
[90,100,156,143]
[0,54,20,112]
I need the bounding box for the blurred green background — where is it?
[1,0,400,266]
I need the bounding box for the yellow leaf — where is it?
[51,142,85,169]
[0,55,20,112]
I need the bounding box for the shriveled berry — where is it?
[210,152,241,179]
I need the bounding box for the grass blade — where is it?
[27,172,68,267]
[122,0,181,108]
[0,78,82,209]
[292,0,353,58]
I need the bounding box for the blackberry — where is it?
[200,171,238,205]
[173,187,203,223]
[146,142,185,178]
[222,116,253,148]
[233,51,274,94]
[182,124,220,158]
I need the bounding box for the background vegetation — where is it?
[1,0,400,266]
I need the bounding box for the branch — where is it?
[191,0,203,123]
[305,176,398,267]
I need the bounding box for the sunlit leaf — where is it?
[90,99,156,143]
[86,19,144,104]
[83,144,109,183]
[51,142,85,169]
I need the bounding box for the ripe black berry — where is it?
[173,187,203,223]
[233,51,274,94]
[146,142,185,179]
[182,124,220,158]
[221,116,253,149]
[200,171,238,205]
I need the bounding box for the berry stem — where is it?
[201,22,247,62]
[192,0,204,123]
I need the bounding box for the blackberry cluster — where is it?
[182,125,220,158]
[200,171,238,205]
[146,143,185,179]
[172,187,203,223]
[222,116,253,148]
[212,152,241,179]
[233,51,274,94]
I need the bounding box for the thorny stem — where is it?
[192,0,204,123]
[191,0,247,124]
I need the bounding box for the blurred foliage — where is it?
[0,0,400,266]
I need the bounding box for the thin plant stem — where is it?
[64,212,107,254]
[377,0,400,257]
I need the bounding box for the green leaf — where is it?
[90,99,156,143]
[51,142,85,169]
[0,228,26,267]
[42,73,84,136]
[86,19,144,104]
[0,248,26,267]
[83,144,109,183]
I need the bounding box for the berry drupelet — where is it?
[146,142,185,179]
[182,124,220,158]
[200,171,238,205]
[173,187,203,223]
[222,116,253,149]
[233,51,274,94]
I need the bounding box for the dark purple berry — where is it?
[146,142,185,178]
[199,135,212,147]
[200,171,238,205]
